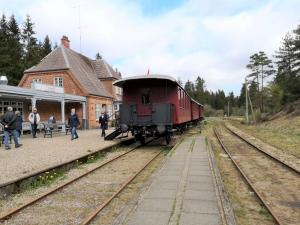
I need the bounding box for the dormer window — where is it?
[54,77,63,87]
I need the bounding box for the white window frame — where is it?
[95,104,101,119]
[54,77,63,87]
[32,78,42,84]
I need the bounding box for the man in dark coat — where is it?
[99,111,109,137]
[1,107,22,150]
[68,108,80,140]
[15,111,23,139]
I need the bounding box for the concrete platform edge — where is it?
[206,137,237,225]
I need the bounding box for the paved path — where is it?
[125,137,222,225]
[0,128,129,185]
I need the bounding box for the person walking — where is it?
[15,111,23,140]
[68,108,80,140]
[28,107,40,138]
[1,107,22,150]
[99,111,109,137]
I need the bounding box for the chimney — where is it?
[0,75,8,85]
[61,35,70,48]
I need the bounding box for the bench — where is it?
[65,124,71,135]
[44,123,70,138]
[22,122,45,135]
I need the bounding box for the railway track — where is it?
[0,138,134,197]
[0,138,163,225]
[214,126,300,225]
[224,124,300,173]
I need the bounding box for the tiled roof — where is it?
[91,59,121,79]
[24,46,119,98]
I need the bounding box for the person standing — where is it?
[68,108,80,140]
[15,111,23,140]
[1,107,22,150]
[28,107,40,138]
[99,111,109,137]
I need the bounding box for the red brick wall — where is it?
[20,70,85,96]
[87,96,113,128]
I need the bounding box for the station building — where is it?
[0,36,122,129]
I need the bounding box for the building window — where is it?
[54,77,63,87]
[114,104,118,111]
[141,88,150,105]
[115,87,122,95]
[32,79,42,84]
[0,101,23,116]
[95,104,101,119]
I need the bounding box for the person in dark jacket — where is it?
[15,111,23,139]
[99,111,109,137]
[68,108,80,140]
[1,107,22,150]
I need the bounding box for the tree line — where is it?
[181,77,239,116]
[183,23,300,117]
[240,24,300,114]
[0,14,52,85]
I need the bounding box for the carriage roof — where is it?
[113,74,203,107]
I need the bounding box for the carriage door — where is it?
[138,88,151,116]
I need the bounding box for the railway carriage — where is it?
[113,75,203,144]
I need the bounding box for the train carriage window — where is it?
[141,88,150,104]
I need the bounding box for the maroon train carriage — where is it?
[113,75,204,144]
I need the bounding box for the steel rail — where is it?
[213,127,284,225]
[0,141,145,221]
[0,138,134,190]
[81,149,163,225]
[224,124,300,174]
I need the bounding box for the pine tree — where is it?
[238,83,246,107]
[0,14,10,80]
[246,51,274,112]
[194,76,205,102]
[7,15,23,85]
[274,33,298,102]
[41,35,52,57]
[22,15,41,69]
[184,80,195,98]
[293,24,300,74]
[95,52,102,60]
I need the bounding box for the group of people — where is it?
[0,106,41,150]
[1,105,111,150]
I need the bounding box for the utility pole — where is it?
[245,78,249,124]
[227,101,230,117]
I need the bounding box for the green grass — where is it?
[230,119,300,157]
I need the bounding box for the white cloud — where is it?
[2,0,300,95]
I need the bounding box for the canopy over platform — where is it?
[0,84,87,127]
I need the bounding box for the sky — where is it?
[1,0,300,95]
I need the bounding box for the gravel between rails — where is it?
[219,127,300,225]
[0,146,161,225]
